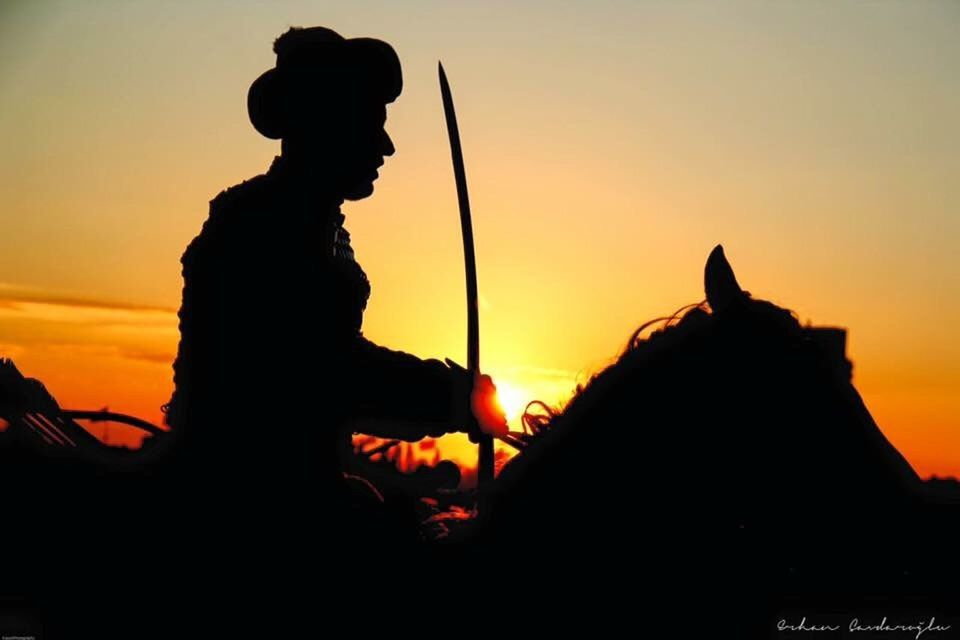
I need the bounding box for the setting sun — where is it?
[491,379,530,429]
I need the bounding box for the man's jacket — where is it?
[164,158,467,486]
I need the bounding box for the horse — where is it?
[470,246,956,627]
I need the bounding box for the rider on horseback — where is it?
[163,26,506,500]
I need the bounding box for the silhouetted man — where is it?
[163,26,505,516]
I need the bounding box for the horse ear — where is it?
[704,245,744,312]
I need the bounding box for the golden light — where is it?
[491,379,530,429]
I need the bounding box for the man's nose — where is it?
[381,129,395,157]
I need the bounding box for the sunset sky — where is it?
[1,1,958,476]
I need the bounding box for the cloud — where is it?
[500,364,580,381]
[0,285,178,367]
[119,348,175,365]
[0,282,177,314]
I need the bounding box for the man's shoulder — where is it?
[181,173,278,270]
[209,173,275,216]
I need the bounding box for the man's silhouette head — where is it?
[248,26,401,200]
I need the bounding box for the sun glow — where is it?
[491,380,530,429]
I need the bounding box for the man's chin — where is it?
[343,181,376,201]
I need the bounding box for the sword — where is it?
[438,62,495,489]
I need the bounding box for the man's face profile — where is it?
[336,102,395,201]
[286,80,396,200]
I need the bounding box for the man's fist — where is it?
[470,373,509,439]
[445,359,509,440]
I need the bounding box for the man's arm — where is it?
[335,335,473,441]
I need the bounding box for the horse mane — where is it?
[519,294,803,443]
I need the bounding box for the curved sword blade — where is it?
[438,61,494,487]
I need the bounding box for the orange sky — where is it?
[1,1,958,476]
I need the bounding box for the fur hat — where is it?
[247,26,402,139]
